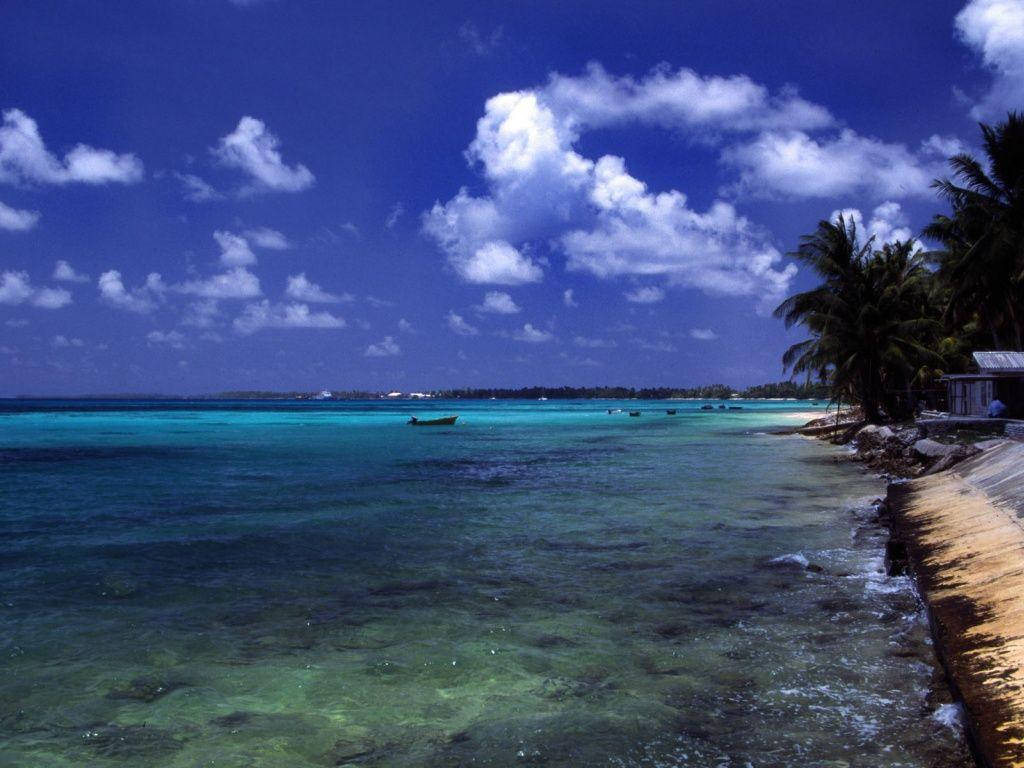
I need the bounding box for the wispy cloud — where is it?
[0,200,39,230]
[446,310,479,336]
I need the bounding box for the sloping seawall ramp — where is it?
[888,441,1024,768]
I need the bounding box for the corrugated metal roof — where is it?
[974,351,1024,373]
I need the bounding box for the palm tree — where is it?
[925,112,1024,349]
[775,217,940,422]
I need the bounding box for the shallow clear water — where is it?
[0,400,970,767]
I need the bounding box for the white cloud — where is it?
[424,68,801,307]
[174,172,222,202]
[285,273,348,303]
[212,116,314,193]
[51,334,84,348]
[562,288,578,307]
[475,290,521,314]
[5,318,28,327]
[233,301,345,334]
[689,328,718,340]
[0,200,39,230]
[544,62,834,135]
[0,270,71,309]
[98,269,162,313]
[0,271,34,305]
[829,201,918,248]
[721,129,943,200]
[921,134,967,158]
[214,230,256,266]
[53,260,89,282]
[446,310,479,336]
[624,286,665,304]
[182,299,220,327]
[398,318,415,333]
[147,330,186,349]
[244,226,291,249]
[955,0,1024,119]
[564,155,796,308]
[32,287,72,309]
[574,335,616,348]
[0,109,143,185]
[460,240,544,285]
[364,335,400,357]
[512,323,553,343]
[176,267,261,300]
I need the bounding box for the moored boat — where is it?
[666,409,677,415]
[408,415,458,426]
[629,410,641,417]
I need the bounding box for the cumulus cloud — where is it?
[543,62,834,135]
[285,273,348,303]
[955,0,1024,119]
[0,270,71,309]
[53,260,89,282]
[0,108,143,185]
[147,330,186,349]
[364,335,400,357]
[458,239,543,285]
[212,116,314,193]
[397,318,415,333]
[829,201,919,248]
[624,286,665,304]
[0,200,39,230]
[475,290,521,314]
[32,286,73,309]
[214,230,257,266]
[233,301,345,334]
[446,310,479,336]
[689,328,718,340]
[721,129,943,200]
[562,288,578,307]
[176,267,261,300]
[512,323,554,343]
[244,226,291,249]
[98,270,163,313]
[424,67,801,306]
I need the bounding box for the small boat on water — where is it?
[408,415,458,426]
[666,409,677,415]
[607,408,623,414]
[629,411,641,417]
[701,404,714,411]
[728,406,743,410]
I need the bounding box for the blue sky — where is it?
[1,0,1022,395]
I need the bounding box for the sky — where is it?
[1,0,1022,395]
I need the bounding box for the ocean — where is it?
[0,400,970,767]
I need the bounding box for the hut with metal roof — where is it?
[943,351,1024,417]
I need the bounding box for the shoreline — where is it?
[799,414,1024,767]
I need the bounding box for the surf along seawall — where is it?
[887,440,1024,768]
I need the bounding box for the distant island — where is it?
[211,380,829,401]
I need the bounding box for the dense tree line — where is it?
[777,112,1024,422]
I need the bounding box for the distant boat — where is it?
[629,410,641,417]
[718,405,726,409]
[701,404,714,410]
[728,406,743,410]
[408,415,458,426]
[666,409,677,415]
[537,396,548,401]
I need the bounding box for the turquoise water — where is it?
[0,400,969,767]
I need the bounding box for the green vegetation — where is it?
[777,112,1024,422]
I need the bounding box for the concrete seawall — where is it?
[888,441,1024,768]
